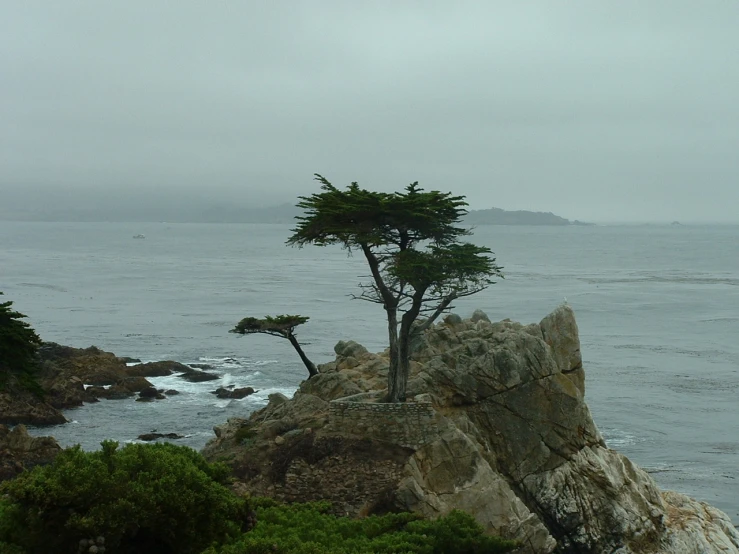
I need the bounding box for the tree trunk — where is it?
[287,334,318,378]
[390,292,424,402]
[358,243,403,402]
[385,308,404,402]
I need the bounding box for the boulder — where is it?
[0,424,62,481]
[179,369,220,382]
[138,386,160,398]
[334,340,369,359]
[137,432,184,441]
[125,360,188,377]
[137,387,165,401]
[212,387,255,399]
[118,376,153,393]
[299,372,363,402]
[470,309,490,323]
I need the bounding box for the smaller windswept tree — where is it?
[231,315,318,378]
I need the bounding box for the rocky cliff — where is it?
[203,306,739,553]
[0,424,61,482]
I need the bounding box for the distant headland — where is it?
[0,189,592,226]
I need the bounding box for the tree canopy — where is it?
[231,315,318,378]
[0,292,42,390]
[288,175,503,402]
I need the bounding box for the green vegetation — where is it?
[203,497,518,554]
[231,314,317,378]
[0,441,250,554]
[288,175,503,401]
[0,443,516,554]
[0,292,42,393]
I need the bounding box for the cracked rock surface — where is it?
[203,305,739,554]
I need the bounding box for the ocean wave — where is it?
[248,387,297,402]
[601,428,646,448]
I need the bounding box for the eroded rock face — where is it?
[203,306,739,554]
[0,424,61,481]
[0,391,67,426]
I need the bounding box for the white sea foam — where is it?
[602,428,645,448]
[248,387,298,402]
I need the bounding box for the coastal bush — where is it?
[0,441,250,554]
[202,497,518,554]
[0,293,42,393]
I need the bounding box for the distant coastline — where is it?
[463,207,593,226]
[0,201,592,226]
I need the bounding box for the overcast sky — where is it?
[2,1,738,222]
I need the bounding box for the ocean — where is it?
[2,221,738,522]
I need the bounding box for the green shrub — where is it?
[0,441,250,554]
[0,293,42,393]
[202,498,518,554]
[0,542,25,554]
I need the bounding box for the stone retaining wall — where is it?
[328,392,440,449]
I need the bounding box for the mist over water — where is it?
[2,221,738,522]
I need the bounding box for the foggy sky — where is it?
[2,1,738,222]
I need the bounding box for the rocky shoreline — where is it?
[3,307,738,552]
[200,306,739,554]
[0,343,234,427]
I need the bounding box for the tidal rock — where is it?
[136,387,165,401]
[212,387,255,399]
[137,432,184,441]
[179,369,220,382]
[188,363,214,370]
[125,360,188,377]
[138,386,160,398]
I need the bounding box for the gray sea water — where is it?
[2,221,738,522]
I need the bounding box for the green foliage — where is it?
[0,293,42,392]
[0,441,249,554]
[389,243,501,297]
[286,175,504,401]
[231,315,309,337]
[230,314,318,378]
[203,499,518,554]
[288,176,469,250]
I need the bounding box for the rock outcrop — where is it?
[212,387,256,399]
[0,390,67,426]
[203,306,739,554]
[0,424,61,482]
[1,343,217,425]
